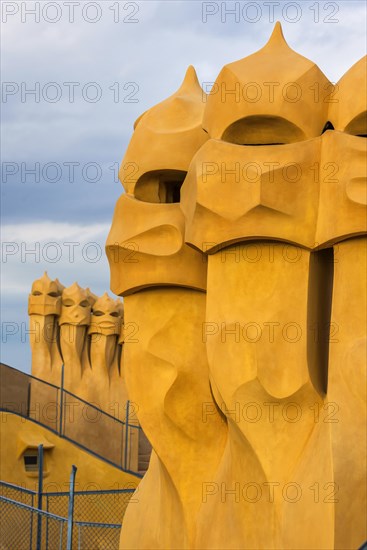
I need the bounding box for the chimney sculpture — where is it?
[107,24,366,549]
[107,66,227,548]
[28,272,62,385]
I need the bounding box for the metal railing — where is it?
[0,363,151,476]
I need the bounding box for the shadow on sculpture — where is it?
[106,22,366,550]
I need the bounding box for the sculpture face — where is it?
[177,28,366,458]
[59,282,91,326]
[316,131,367,245]
[106,66,208,296]
[88,293,122,336]
[106,23,367,550]
[181,137,321,252]
[28,272,61,316]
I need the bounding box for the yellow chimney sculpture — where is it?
[107,23,366,549]
[28,274,128,419]
[28,272,63,385]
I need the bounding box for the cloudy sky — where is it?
[1,0,366,372]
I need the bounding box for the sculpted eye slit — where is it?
[134,169,187,203]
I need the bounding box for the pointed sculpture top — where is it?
[92,292,121,315]
[54,278,65,293]
[329,54,367,133]
[133,65,205,132]
[202,21,330,141]
[176,65,202,97]
[31,272,59,295]
[62,282,89,303]
[85,287,98,306]
[225,20,314,77]
[264,21,286,49]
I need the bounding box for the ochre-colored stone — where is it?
[119,66,208,196]
[328,238,367,549]
[106,193,207,295]
[106,21,367,549]
[202,23,331,144]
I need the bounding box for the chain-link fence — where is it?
[74,521,121,550]
[0,495,67,550]
[45,489,134,525]
[0,481,135,550]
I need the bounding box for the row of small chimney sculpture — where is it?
[27,272,127,415]
[28,272,124,337]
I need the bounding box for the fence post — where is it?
[27,380,31,418]
[66,465,77,550]
[59,364,64,436]
[36,444,44,550]
[124,400,130,470]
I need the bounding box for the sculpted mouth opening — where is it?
[96,322,119,330]
[134,170,187,203]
